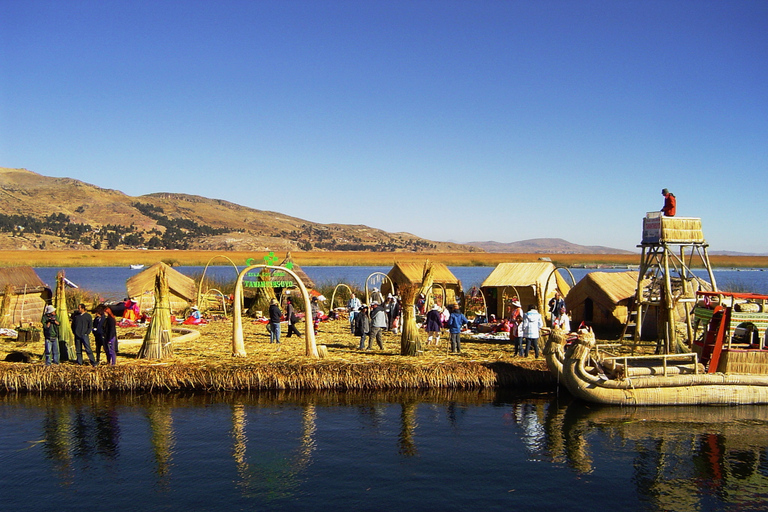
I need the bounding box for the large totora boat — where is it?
[546,290,768,405]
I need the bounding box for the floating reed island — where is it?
[0,317,553,392]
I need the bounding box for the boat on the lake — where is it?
[130,264,145,270]
[547,290,768,405]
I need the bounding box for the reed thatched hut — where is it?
[565,271,640,336]
[279,252,316,290]
[382,262,462,307]
[126,262,196,314]
[0,266,52,327]
[481,262,570,320]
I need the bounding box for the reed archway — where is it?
[232,264,318,358]
[365,272,394,305]
[201,288,228,317]
[500,286,521,319]
[330,283,355,312]
[543,266,577,319]
[197,255,240,309]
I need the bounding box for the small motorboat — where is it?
[130,264,145,270]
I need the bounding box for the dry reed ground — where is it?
[0,316,553,392]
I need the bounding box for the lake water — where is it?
[33,265,768,301]
[2,390,766,512]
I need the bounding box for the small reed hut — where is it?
[565,271,640,336]
[126,262,196,314]
[481,262,570,321]
[0,266,52,327]
[279,252,316,290]
[382,262,462,306]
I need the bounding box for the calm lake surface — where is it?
[34,266,768,301]
[2,390,767,512]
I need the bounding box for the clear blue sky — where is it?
[2,1,766,253]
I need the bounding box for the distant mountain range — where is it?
[1,167,633,254]
[467,238,634,254]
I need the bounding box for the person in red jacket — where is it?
[661,188,676,216]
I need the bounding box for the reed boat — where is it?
[548,291,768,405]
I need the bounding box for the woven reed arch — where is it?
[365,272,394,304]
[232,264,318,358]
[330,283,355,312]
[501,286,521,318]
[201,288,228,317]
[543,266,576,321]
[467,286,488,320]
[424,283,447,309]
[197,255,240,309]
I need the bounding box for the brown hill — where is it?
[0,167,476,253]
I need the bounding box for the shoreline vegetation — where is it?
[1,249,766,268]
[1,318,554,392]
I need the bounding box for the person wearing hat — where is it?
[42,304,61,365]
[368,301,387,350]
[285,299,302,338]
[268,298,282,344]
[508,300,524,353]
[355,304,370,350]
[661,188,676,217]
[189,305,202,321]
[425,303,443,346]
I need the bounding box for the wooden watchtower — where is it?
[622,213,718,353]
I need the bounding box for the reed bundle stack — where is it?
[54,271,75,360]
[137,266,173,360]
[400,261,435,356]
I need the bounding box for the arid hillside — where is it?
[0,167,475,253]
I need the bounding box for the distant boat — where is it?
[130,264,145,270]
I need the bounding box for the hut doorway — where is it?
[584,298,594,322]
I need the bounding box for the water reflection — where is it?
[550,400,768,510]
[2,391,767,511]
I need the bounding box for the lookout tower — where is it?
[622,213,717,353]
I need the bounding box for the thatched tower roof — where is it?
[279,252,315,290]
[126,262,196,313]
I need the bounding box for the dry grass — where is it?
[0,315,552,391]
[0,250,765,269]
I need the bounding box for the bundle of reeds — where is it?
[0,284,12,329]
[54,271,76,360]
[138,266,173,360]
[399,261,435,356]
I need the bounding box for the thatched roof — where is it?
[481,262,570,295]
[565,271,639,311]
[0,266,49,294]
[279,252,315,289]
[387,262,460,286]
[126,262,196,301]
